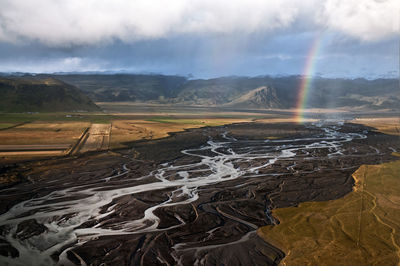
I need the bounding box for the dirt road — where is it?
[78,124,111,153]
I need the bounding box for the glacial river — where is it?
[0,122,375,265]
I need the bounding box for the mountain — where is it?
[47,74,187,102]
[4,74,399,110]
[303,77,400,109]
[168,76,399,109]
[224,86,282,108]
[0,77,100,112]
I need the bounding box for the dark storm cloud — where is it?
[0,0,398,77]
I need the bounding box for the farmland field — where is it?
[0,121,90,163]
[0,122,90,145]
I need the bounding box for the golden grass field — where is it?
[0,122,90,163]
[0,123,18,129]
[258,119,400,266]
[352,117,400,136]
[109,118,252,149]
[255,118,317,124]
[0,118,252,162]
[0,122,90,145]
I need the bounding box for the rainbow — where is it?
[294,34,323,123]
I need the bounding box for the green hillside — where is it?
[0,77,100,112]
[49,74,187,102]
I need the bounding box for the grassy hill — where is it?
[0,77,100,112]
[48,74,187,102]
[224,86,282,108]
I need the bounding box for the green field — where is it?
[0,112,114,124]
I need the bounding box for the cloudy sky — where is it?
[0,0,398,78]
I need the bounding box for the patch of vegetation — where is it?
[0,123,17,129]
[352,118,400,136]
[147,118,208,125]
[0,113,113,124]
[258,159,400,265]
[0,122,90,145]
[110,118,251,149]
[146,117,250,127]
[0,77,100,112]
[48,73,187,102]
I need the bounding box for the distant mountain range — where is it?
[0,74,399,112]
[50,74,399,110]
[0,77,100,112]
[46,74,187,102]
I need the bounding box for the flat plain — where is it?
[0,106,399,266]
[0,111,254,162]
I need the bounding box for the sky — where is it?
[0,0,398,78]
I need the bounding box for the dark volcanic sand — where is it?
[0,122,399,266]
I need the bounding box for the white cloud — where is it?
[320,0,400,41]
[0,0,398,46]
[0,57,106,73]
[262,54,294,60]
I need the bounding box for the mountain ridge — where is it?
[0,77,100,112]
[2,74,399,110]
[224,86,282,109]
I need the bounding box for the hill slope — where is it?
[49,74,187,102]
[225,86,282,108]
[0,77,100,112]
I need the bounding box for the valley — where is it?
[0,1,397,265]
[3,74,398,111]
[0,74,399,265]
[0,118,399,265]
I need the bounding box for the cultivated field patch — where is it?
[0,122,90,145]
[79,124,111,153]
[0,122,89,163]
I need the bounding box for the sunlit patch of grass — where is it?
[146,117,248,126]
[352,118,400,136]
[0,112,113,124]
[258,160,400,265]
[146,118,205,124]
[110,118,251,149]
[0,122,90,145]
[0,123,17,129]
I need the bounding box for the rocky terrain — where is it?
[224,86,282,109]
